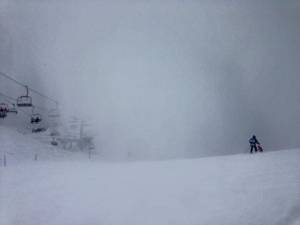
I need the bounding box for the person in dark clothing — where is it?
[249,135,260,153]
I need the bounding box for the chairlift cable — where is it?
[0,91,16,102]
[0,71,25,87]
[0,71,58,105]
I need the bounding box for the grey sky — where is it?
[1,0,300,159]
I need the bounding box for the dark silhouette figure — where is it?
[31,117,41,124]
[249,135,260,153]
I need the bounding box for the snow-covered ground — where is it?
[0,127,300,225]
[0,126,85,165]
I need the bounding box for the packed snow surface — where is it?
[0,127,300,225]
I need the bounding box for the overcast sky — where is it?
[1,0,300,159]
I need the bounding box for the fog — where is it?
[1,0,300,159]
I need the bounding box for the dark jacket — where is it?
[249,136,260,146]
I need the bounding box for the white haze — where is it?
[0,0,300,159]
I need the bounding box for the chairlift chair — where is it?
[0,103,9,118]
[17,86,32,107]
[32,127,46,133]
[31,113,42,124]
[51,140,58,146]
[51,137,58,146]
[0,103,9,112]
[0,110,7,118]
[31,116,46,133]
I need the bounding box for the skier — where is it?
[249,135,261,153]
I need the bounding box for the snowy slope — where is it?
[0,127,300,225]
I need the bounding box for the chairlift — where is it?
[0,103,8,118]
[32,127,46,133]
[51,137,58,146]
[31,114,45,132]
[0,103,9,112]
[51,140,58,146]
[30,106,42,124]
[31,113,42,124]
[17,86,32,107]
[0,110,7,118]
